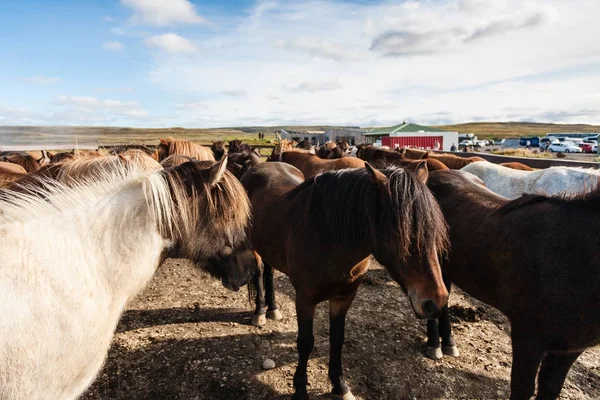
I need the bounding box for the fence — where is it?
[436,150,600,169]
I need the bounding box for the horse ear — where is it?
[159,137,169,145]
[118,154,127,163]
[423,150,431,159]
[207,157,228,186]
[414,160,429,183]
[365,162,386,183]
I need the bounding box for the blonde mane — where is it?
[152,137,215,162]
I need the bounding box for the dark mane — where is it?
[286,166,448,261]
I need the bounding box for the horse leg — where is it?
[292,298,317,400]
[425,318,443,360]
[329,294,358,400]
[439,281,459,357]
[536,351,582,400]
[251,258,267,327]
[264,261,282,321]
[509,332,545,400]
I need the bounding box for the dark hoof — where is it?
[442,345,460,357]
[425,345,443,360]
[267,309,283,320]
[252,314,267,327]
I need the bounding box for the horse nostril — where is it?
[422,299,439,318]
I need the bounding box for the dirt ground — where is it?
[81,259,600,400]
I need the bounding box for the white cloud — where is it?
[145,33,197,54]
[25,76,61,85]
[54,96,139,109]
[282,80,343,93]
[103,41,125,51]
[120,0,206,26]
[275,38,363,62]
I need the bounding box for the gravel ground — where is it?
[81,259,600,400]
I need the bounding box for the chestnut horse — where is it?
[397,147,486,169]
[279,150,365,179]
[0,152,41,173]
[500,162,534,171]
[426,169,600,399]
[357,146,448,171]
[151,137,215,162]
[241,162,449,400]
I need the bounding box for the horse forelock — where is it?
[163,162,250,249]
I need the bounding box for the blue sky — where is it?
[1,0,599,127]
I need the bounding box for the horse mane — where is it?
[286,166,448,262]
[1,159,248,246]
[156,137,215,162]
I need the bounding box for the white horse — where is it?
[0,157,256,400]
[461,162,600,199]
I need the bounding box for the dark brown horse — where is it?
[226,151,261,180]
[241,162,449,400]
[228,140,254,154]
[358,146,449,171]
[426,169,600,400]
[279,150,365,179]
[211,141,226,161]
[500,162,534,171]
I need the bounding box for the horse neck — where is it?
[17,179,171,305]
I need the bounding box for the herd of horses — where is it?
[0,137,599,400]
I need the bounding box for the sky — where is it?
[0,0,599,128]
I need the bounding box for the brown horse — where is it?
[279,150,365,179]
[242,162,449,400]
[426,169,600,399]
[428,153,486,169]
[0,162,28,187]
[151,137,215,162]
[316,145,346,159]
[268,139,295,161]
[1,153,41,173]
[358,146,448,171]
[227,151,261,180]
[211,141,226,160]
[500,162,534,171]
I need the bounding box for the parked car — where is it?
[593,144,598,153]
[548,142,582,153]
[579,143,594,153]
[519,137,540,147]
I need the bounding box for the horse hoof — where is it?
[442,345,460,357]
[267,309,283,320]
[425,346,443,360]
[252,314,267,327]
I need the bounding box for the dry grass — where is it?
[491,148,552,158]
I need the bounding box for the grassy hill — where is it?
[2,122,600,147]
[435,122,600,140]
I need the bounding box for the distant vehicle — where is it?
[584,135,599,142]
[579,143,594,153]
[593,144,598,153]
[546,132,595,139]
[502,138,520,149]
[459,140,475,147]
[519,137,540,147]
[548,142,582,153]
